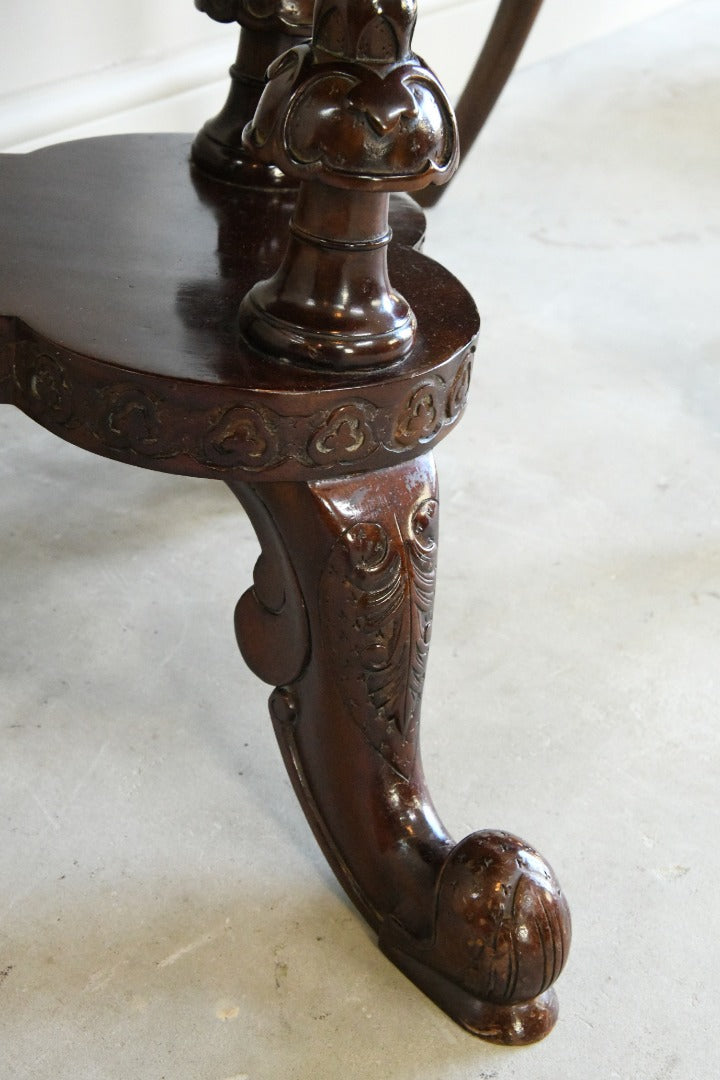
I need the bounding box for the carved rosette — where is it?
[16,351,75,426]
[394,379,443,447]
[239,0,459,368]
[97,386,165,455]
[306,400,378,465]
[203,403,281,469]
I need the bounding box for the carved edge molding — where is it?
[10,336,475,481]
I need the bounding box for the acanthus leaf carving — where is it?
[322,494,438,778]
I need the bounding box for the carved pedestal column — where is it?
[1,0,569,1048]
[0,120,570,1042]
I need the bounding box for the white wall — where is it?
[0,2,225,97]
[0,0,685,152]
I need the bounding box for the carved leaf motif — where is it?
[406,497,438,726]
[323,496,437,774]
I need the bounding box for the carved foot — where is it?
[228,454,570,1044]
[380,831,568,1044]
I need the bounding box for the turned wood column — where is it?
[192,0,314,184]
[0,1,572,1047]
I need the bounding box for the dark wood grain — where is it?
[239,0,459,367]
[192,0,315,184]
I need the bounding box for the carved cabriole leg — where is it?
[228,455,570,1045]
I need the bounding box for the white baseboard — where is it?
[1,0,684,153]
[0,39,231,153]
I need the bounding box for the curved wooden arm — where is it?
[416,0,544,207]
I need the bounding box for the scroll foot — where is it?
[380,830,568,1044]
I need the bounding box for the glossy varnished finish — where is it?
[0,136,476,482]
[191,0,314,184]
[0,136,426,387]
[417,0,544,207]
[0,0,571,1047]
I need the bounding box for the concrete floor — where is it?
[1,2,718,1077]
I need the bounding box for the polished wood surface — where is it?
[0,0,570,1047]
[192,0,315,184]
[193,0,544,209]
[0,135,428,387]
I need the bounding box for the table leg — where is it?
[228,453,570,1044]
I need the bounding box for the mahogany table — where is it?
[0,0,569,1047]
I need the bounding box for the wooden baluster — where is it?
[238,0,458,368]
[229,0,571,1045]
[192,0,314,184]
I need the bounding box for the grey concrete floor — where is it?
[1,2,719,1077]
